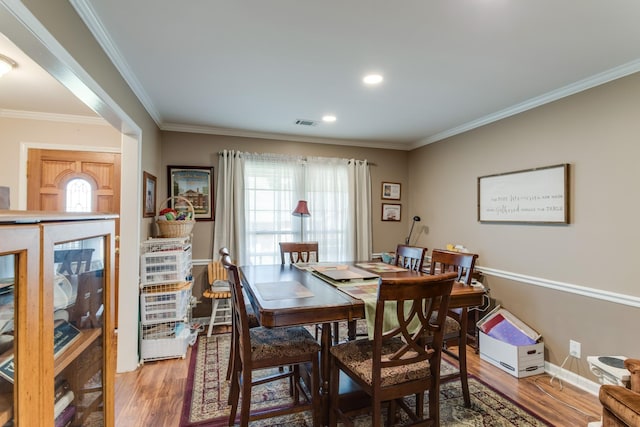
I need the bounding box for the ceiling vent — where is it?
[294,119,318,127]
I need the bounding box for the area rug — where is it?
[180,334,551,426]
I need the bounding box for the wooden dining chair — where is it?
[429,249,479,408]
[347,244,428,341]
[279,241,319,264]
[394,244,427,272]
[329,272,457,426]
[221,252,321,427]
[217,247,260,381]
[278,241,338,344]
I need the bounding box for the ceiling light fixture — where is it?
[322,115,336,123]
[0,54,17,77]
[363,74,383,85]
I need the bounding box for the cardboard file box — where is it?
[478,306,544,378]
[479,331,544,378]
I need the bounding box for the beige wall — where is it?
[161,132,410,260]
[0,117,121,208]
[408,72,640,378]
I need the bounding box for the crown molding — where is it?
[0,108,108,125]
[161,122,411,151]
[413,58,640,149]
[70,0,162,126]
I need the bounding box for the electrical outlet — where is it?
[569,339,581,358]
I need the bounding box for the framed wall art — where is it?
[382,203,401,221]
[142,171,157,218]
[477,163,569,224]
[167,165,214,221]
[381,182,401,200]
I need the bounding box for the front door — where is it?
[27,148,122,326]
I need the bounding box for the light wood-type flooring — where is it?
[114,336,603,426]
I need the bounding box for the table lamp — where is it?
[405,215,421,245]
[292,200,310,241]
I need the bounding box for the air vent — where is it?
[294,119,318,127]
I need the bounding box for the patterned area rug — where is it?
[180,334,551,426]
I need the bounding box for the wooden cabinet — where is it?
[0,212,116,426]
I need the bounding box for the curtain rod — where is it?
[217,150,374,165]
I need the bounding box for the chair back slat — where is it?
[279,242,319,264]
[429,249,478,285]
[394,244,427,272]
[207,260,227,284]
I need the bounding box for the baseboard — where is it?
[544,360,601,396]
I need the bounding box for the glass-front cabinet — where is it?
[0,212,116,426]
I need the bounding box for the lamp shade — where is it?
[292,200,310,217]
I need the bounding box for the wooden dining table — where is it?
[239,262,485,425]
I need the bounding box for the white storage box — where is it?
[140,246,192,285]
[140,281,192,324]
[479,331,544,378]
[140,321,192,361]
[478,306,544,378]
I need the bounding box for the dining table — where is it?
[239,261,485,425]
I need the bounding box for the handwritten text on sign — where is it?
[478,164,568,223]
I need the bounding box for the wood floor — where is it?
[114,337,603,426]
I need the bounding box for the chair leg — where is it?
[332,321,340,345]
[458,311,471,407]
[239,371,252,427]
[228,369,240,425]
[311,357,321,427]
[207,298,220,337]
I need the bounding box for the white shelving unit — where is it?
[139,236,194,362]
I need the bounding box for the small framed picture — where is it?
[167,165,214,221]
[381,182,401,200]
[142,171,157,218]
[382,203,401,221]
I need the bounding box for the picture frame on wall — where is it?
[167,165,214,221]
[381,182,401,200]
[477,163,569,224]
[381,203,401,221]
[142,171,157,218]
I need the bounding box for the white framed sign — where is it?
[477,164,570,224]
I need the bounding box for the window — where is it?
[244,156,351,265]
[65,178,92,212]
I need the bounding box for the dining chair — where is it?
[279,241,319,264]
[347,244,428,341]
[394,244,427,272]
[221,251,321,427]
[329,272,457,426]
[428,249,479,408]
[278,241,338,344]
[217,248,260,381]
[204,260,232,338]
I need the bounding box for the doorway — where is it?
[27,148,122,326]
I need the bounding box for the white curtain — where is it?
[349,159,372,261]
[213,151,371,264]
[212,150,245,261]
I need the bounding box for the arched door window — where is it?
[66,178,92,212]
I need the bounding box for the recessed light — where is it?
[322,115,336,123]
[0,54,17,78]
[363,74,383,85]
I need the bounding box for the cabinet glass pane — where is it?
[53,236,105,426]
[0,254,14,426]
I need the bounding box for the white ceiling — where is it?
[3,1,640,150]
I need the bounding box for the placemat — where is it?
[255,281,314,300]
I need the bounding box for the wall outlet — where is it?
[569,339,581,358]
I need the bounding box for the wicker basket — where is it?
[156,196,196,238]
